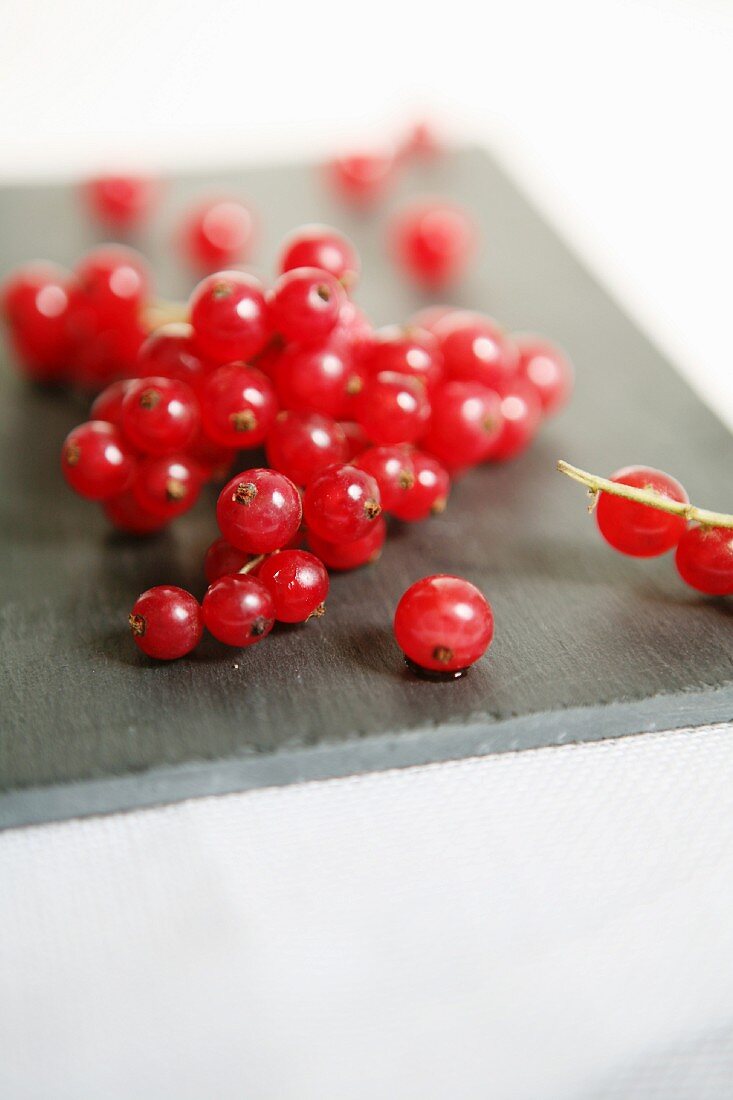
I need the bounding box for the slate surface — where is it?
[1,148,731,829]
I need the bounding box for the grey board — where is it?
[0,147,731,830]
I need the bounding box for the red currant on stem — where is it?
[61,421,135,500]
[200,363,277,448]
[303,464,381,543]
[217,468,302,554]
[180,199,255,270]
[390,200,475,286]
[121,376,200,456]
[675,526,733,596]
[422,381,503,473]
[83,175,159,230]
[202,574,275,647]
[308,515,387,571]
[268,267,345,344]
[394,575,494,678]
[189,271,270,364]
[265,410,347,487]
[258,550,329,622]
[129,586,203,660]
[279,224,359,289]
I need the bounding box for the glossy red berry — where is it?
[394,575,494,676]
[356,371,430,446]
[596,467,689,557]
[202,574,274,647]
[390,201,475,286]
[365,325,444,391]
[327,153,394,205]
[121,376,200,456]
[1,263,73,380]
[390,452,450,522]
[515,336,573,417]
[129,585,203,660]
[132,455,202,520]
[265,410,347,486]
[181,199,255,270]
[90,379,134,426]
[103,490,168,535]
[189,271,270,364]
[204,537,254,583]
[137,323,209,391]
[268,267,345,344]
[484,378,543,462]
[83,175,159,230]
[200,363,277,448]
[675,526,733,595]
[74,245,150,325]
[355,446,415,513]
[275,340,357,419]
[279,225,359,289]
[217,468,301,554]
[61,420,135,500]
[423,381,503,473]
[308,516,386,571]
[258,550,329,622]
[434,311,517,391]
[303,463,381,543]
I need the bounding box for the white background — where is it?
[1,1,733,1096]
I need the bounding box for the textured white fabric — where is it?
[2,724,733,1099]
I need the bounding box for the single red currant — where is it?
[121,376,200,456]
[390,452,450,522]
[515,336,573,417]
[131,455,202,520]
[308,516,386,570]
[394,575,494,676]
[181,199,255,270]
[355,371,430,446]
[675,526,733,595]
[61,420,135,500]
[303,464,381,543]
[258,549,329,622]
[596,467,689,557]
[74,245,150,325]
[268,267,345,344]
[355,446,416,513]
[279,224,359,289]
[422,381,503,473]
[327,153,394,205]
[83,175,159,230]
[137,323,209,391]
[90,379,134,426]
[129,585,203,660]
[1,262,73,380]
[202,574,275,647]
[189,271,270,364]
[200,363,277,448]
[265,410,347,486]
[217,468,301,553]
[204,536,254,583]
[390,201,475,286]
[364,325,444,391]
[103,490,168,535]
[484,377,543,462]
[433,311,517,391]
[275,340,358,419]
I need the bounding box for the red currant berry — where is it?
[339,420,370,462]
[355,371,430,446]
[390,201,475,286]
[394,575,494,676]
[1,262,73,380]
[365,325,444,391]
[596,467,689,557]
[202,574,274,647]
[137,323,209,391]
[258,549,329,622]
[327,153,394,205]
[61,420,135,500]
[200,363,277,448]
[121,377,200,456]
[75,245,150,325]
[204,536,254,583]
[390,452,450,522]
[423,381,503,473]
[675,526,733,596]
[268,267,345,344]
[217,468,301,553]
[279,224,359,289]
[433,311,517,391]
[275,340,358,419]
[129,585,203,660]
[266,410,347,486]
[303,464,381,543]
[189,271,270,364]
[103,490,168,535]
[355,446,415,513]
[90,379,134,426]
[515,336,573,417]
[132,455,202,520]
[181,199,255,270]
[484,377,543,462]
[83,175,159,230]
[308,516,386,571]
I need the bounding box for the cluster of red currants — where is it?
[590,465,733,596]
